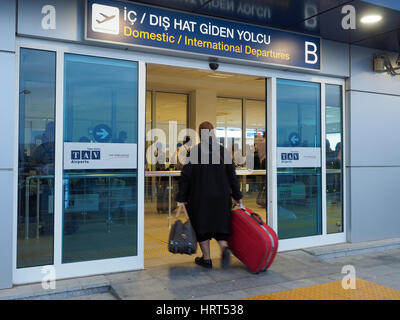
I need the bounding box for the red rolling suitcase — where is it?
[229,206,278,273]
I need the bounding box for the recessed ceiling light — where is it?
[360,15,382,24]
[208,74,232,79]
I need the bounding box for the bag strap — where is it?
[176,203,190,220]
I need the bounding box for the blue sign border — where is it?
[85,0,321,71]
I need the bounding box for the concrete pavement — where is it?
[1,241,400,300]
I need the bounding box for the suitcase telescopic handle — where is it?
[237,204,265,226]
[249,212,264,226]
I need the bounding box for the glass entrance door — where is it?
[62,54,139,263]
[276,79,322,240]
[271,78,345,249]
[15,44,145,284]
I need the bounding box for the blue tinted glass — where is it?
[17,48,56,268]
[63,54,138,263]
[277,79,321,148]
[276,79,322,240]
[64,54,138,144]
[277,168,322,239]
[326,84,343,234]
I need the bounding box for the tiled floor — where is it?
[143,193,268,268]
[144,211,224,267]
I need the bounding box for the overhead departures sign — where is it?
[86,0,321,70]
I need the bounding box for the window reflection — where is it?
[155,92,188,162]
[277,80,321,148]
[17,48,56,268]
[326,85,343,234]
[277,168,322,239]
[244,99,267,223]
[277,79,322,240]
[63,54,138,263]
[216,97,243,166]
[245,99,266,170]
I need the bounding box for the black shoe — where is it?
[221,247,231,269]
[195,257,213,269]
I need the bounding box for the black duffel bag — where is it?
[168,204,197,255]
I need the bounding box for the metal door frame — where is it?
[13,37,146,284]
[13,36,346,284]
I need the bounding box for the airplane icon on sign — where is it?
[96,13,116,24]
[92,4,120,35]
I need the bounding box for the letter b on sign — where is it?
[305,41,318,65]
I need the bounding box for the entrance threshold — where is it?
[303,237,400,260]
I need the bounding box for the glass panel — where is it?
[146,91,152,171]
[64,55,137,144]
[63,54,138,263]
[245,100,265,153]
[277,80,321,148]
[155,92,187,162]
[146,91,152,129]
[277,168,322,239]
[238,172,267,222]
[242,99,267,223]
[144,91,187,265]
[277,79,321,240]
[17,48,56,268]
[326,84,343,234]
[216,97,243,165]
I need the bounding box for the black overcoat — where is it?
[175,141,242,237]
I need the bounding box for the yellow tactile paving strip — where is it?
[244,279,400,300]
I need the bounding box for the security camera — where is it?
[373,55,386,72]
[209,62,219,71]
[373,54,400,75]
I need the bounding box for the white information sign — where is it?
[64,142,137,170]
[277,147,321,168]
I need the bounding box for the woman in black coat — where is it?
[175,121,242,269]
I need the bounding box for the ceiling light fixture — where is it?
[207,73,233,79]
[360,15,382,24]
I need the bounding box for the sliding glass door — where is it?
[62,54,139,263]
[276,79,322,240]
[271,78,345,248]
[15,43,145,284]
